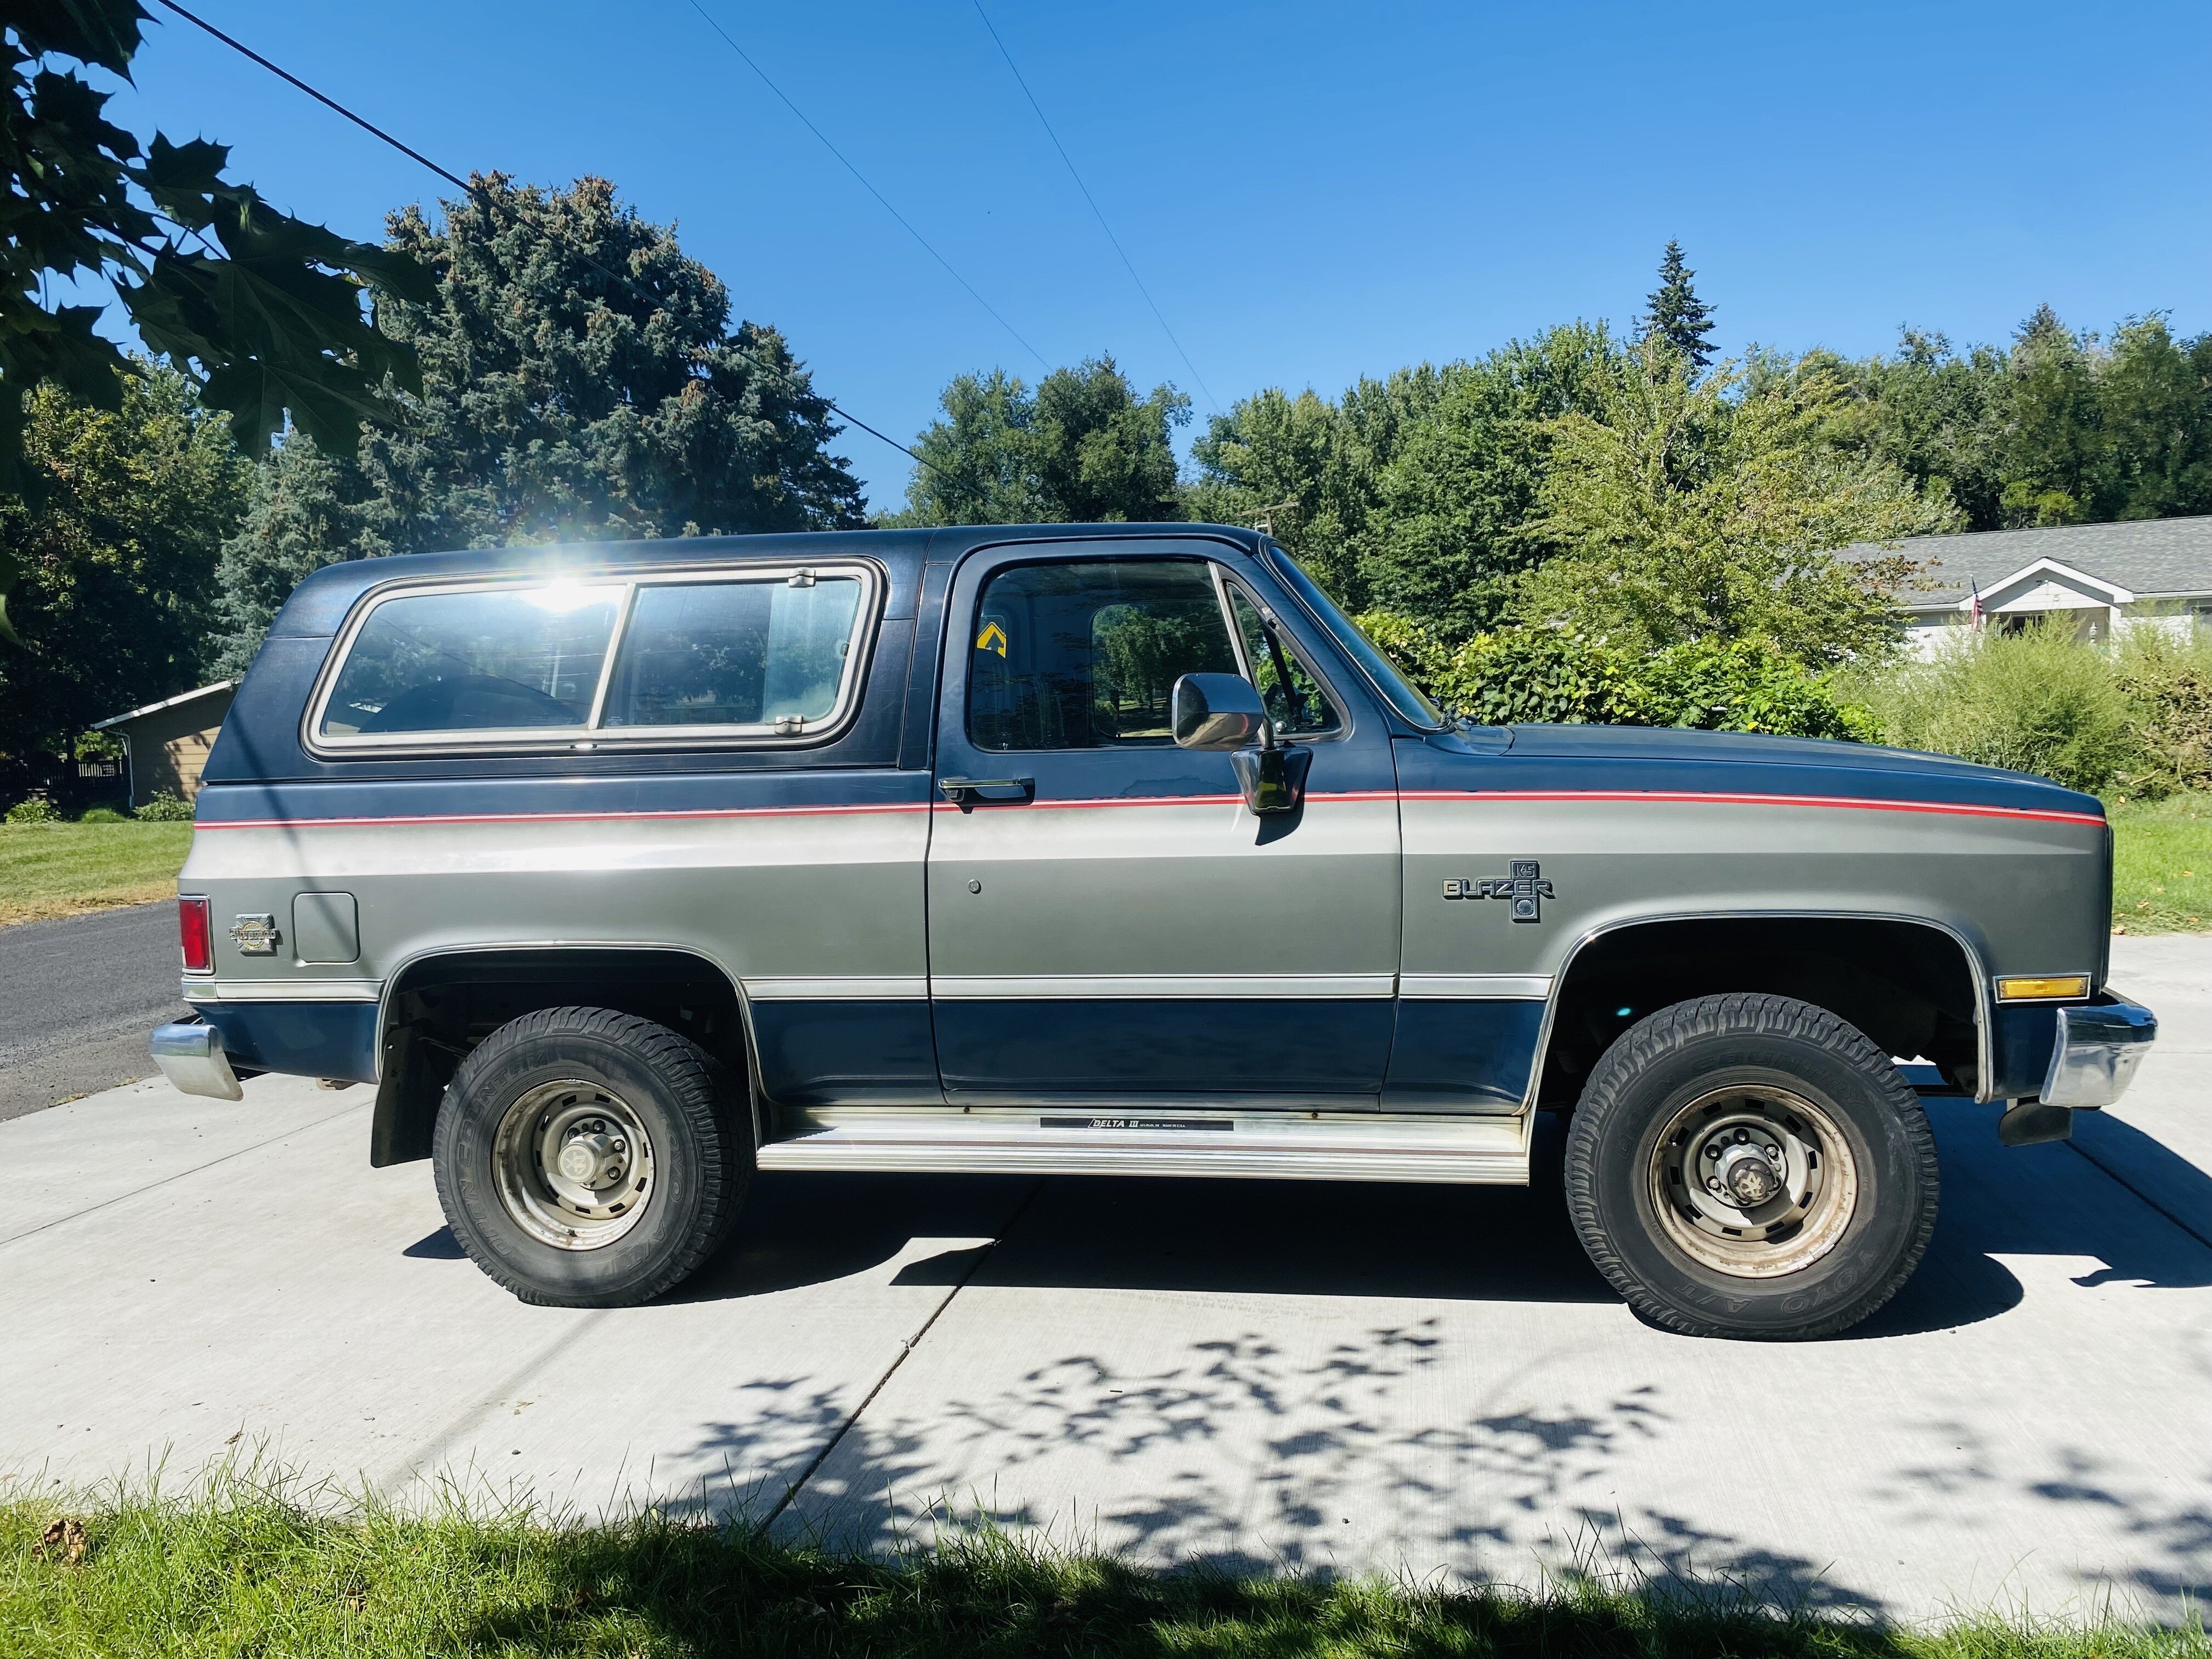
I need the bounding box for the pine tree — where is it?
[213,175,868,667]
[211,432,375,678]
[1640,240,1717,371]
[360,176,867,556]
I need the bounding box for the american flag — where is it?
[1968,580,1984,631]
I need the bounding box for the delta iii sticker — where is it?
[1442,861,1554,923]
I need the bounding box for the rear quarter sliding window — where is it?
[308,565,879,754]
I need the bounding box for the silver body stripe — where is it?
[184,977,383,1003]
[927,973,1397,1000]
[1398,973,1553,1000]
[744,975,928,1001]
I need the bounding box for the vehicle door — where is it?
[925,540,1401,1103]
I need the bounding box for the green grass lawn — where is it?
[2109,793,2212,934]
[2,1482,2203,1659]
[0,821,191,928]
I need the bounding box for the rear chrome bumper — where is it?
[2042,996,2157,1110]
[151,1020,244,1102]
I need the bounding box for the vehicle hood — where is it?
[1408,723,2104,820]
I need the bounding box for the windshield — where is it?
[1262,545,1447,729]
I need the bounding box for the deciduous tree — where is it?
[2,0,429,639]
[893,356,1187,526]
[1515,347,1956,664]
[0,364,246,792]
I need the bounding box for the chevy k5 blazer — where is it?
[150,523,2158,1338]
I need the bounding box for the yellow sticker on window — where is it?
[975,620,1008,657]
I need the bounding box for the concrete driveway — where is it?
[2,937,2206,1623]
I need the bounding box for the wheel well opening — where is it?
[371,947,747,1167]
[1536,918,1979,1110]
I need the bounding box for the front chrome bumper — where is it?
[151,1020,244,1102]
[2041,996,2157,1110]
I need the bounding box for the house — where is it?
[91,681,236,809]
[1852,515,2212,657]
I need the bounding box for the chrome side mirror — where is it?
[1172,673,1268,751]
[1172,673,1308,815]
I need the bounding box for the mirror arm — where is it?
[1231,742,1311,815]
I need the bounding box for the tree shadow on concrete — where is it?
[716,1321,1896,1615]
[645,1099,2212,1621]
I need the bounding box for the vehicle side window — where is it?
[1226,586,1344,737]
[319,583,624,738]
[969,560,1240,751]
[315,566,877,749]
[602,578,861,729]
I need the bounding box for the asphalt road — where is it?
[0,902,184,1122]
[2,937,2206,1622]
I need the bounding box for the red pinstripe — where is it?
[1397,788,2106,827]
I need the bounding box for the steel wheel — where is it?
[489,1079,656,1251]
[1649,1082,1859,1278]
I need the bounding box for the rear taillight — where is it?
[179,896,213,973]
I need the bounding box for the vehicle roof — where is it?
[268,522,1270,638]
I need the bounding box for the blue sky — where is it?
[106,0,2212,511]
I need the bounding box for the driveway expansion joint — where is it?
[0,1100,365,1251]
[756,1176,1045,1531]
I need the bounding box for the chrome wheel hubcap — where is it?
[492,1080,654,1251]
[1650,1085,1858,1278]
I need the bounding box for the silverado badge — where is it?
[1443,861,1554,923]
[230,913,280,955]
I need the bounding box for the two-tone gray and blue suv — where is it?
[151,523,2157,1338]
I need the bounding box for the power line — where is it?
[968,0,1217,411]
[681,0,1048,373]
[146,0,470,192]
[142,0,946,482]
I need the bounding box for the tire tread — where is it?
[432,1006,749,1308]
[1564,992,1939,1340]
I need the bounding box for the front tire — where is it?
[432,1006,750,1307]
[1564,993,1938,1340]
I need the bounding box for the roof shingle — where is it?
[1846,515,2212,608]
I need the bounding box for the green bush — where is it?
[1618,637,1880,740]
[1432,626,1627,726]
[77,805,130,823]
[132,791,195,821]
[2111,624,2212,797]
[4,796,61,824]
[1858,622,2142,794]
[1357,610,1870,740]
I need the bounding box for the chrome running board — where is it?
[755,1109,1531,1184]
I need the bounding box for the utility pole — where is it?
[1253,499,1299,538]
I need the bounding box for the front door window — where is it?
[969,560,1241,751]
[1224,584,1343,738]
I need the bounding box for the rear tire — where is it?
[1564,992,1938,1340]
[432,1006,750,1307]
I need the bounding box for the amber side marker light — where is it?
[179,896,213,974]
[1995,974,2091,1002]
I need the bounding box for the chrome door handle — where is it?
[938,776,1035,805]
